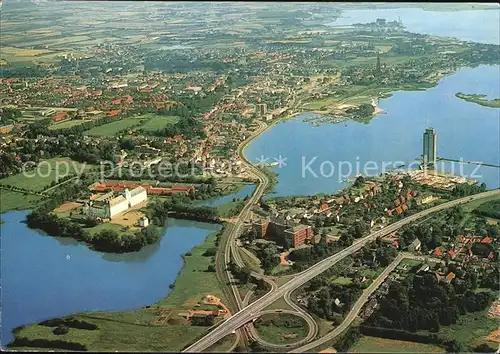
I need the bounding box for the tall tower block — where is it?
[423,128,437,167]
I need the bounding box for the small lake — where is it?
[197,184,256,207]
[328,7,500,45]
[245,65,500,197]
[0,211,220,347]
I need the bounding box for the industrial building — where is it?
[84,186,148,220]
[423,127,437,167]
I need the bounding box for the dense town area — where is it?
[1,1,499,353]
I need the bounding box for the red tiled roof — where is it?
[90,182,194,195]
[481,236,492,244]
[108,109,122,117]
[52,112,68,121]
[448,249,457,258]
[433,247,443,257]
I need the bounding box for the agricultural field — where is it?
[350,336,445,353]
[0,158,93,193]
[0,46,54,57]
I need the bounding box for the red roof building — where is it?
[481,236,492,244]
[52,112,68,121]
[108,109,122,117]
[448,249,457,259]
[433,247,443,257]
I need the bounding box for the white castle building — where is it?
[85,186,147,220]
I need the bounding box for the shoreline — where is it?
[6,226,224,350]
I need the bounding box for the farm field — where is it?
[0,158,93,193]
[350,335,445,353]
[83,117,149,136]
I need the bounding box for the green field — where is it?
[49,120,89,130]
[156,230,223,307]
[429,308,499,349]
[84,117,149,136]
[0,158,92,193]
[0,190,45,213]
[350,335,445,353]
[10,230,225,352]
[301,98,336,110]
[85,222,131,236]
[254,313,309,345]
[216,200,245,218]
[84,115,179,136]
[138,114,179,131]
[330,276,353,285]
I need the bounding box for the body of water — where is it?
[246,65,500,197]
[0,212,220,347]
[328,8,500,45]
[197,184,256,207]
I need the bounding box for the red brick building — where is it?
[284,224,314,248]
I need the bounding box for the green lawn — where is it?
[0,158,92,193]
[138,114,179,132]
[301,98,336,110]
[156,230,224,307]
[331,276,353,285]
[85,222,131,236]
[10,230,226,352]
[254,313,308,345]
[216,200,245,218]
[0,190,45,213]
[463,194,500,212]
[83,117,149,136]
[350,335,445,353]
[49,120,89,130]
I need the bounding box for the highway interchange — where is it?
[185,187,499,352]
[185,120,500,352]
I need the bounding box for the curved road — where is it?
[183,189,500,352]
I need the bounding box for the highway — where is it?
[290,251,451,353]
[290,253,405,353]
[183,189,500,352]
[213,120,271,348]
